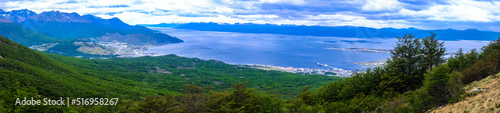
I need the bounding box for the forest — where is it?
[1,32,500,112]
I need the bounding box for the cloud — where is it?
[398,0,500,22]
[112,11,249,25]
[362,0,403,11]
[1,0,500,31]
[303,14,411,28]
[259,0,306,5]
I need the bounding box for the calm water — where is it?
[147,27,489,70]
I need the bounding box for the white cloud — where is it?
[2,0,500,31]
[362,0,403,11]
[237,14,279,19]
[0,0,414,29]
[398,0,500,22]
[307,14,363,21]
[304,14,411,28]
[112,11,249,25]
[259,0,306,5]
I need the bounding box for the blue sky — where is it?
[1,0,500,31]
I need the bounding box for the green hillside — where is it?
[0,35,181,99]
[0,22,60,46]
[0,22,119,58]
[0,35,342,112]
[5,32,497,112]
[43,53,342,95]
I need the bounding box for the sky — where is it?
[1,0,500,31]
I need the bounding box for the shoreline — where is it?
[354,60,387,67]
[239,64,353,77]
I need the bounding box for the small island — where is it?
[325,47,391,53]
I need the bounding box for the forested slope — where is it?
[3,32,500,112]
[0,35,342,112]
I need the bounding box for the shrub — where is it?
[461,52,500,84]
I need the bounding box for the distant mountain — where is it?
[141,22,500,41]
[0,21,118,57]
[0,9,183,45]
[82,15,138,30]
[0,17,11,23]
[0,9,36,23]
[30,11,91,23]
[0,9,183,58]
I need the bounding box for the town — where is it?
[96,41,160,57]
[240,64,353,77]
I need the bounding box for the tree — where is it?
[447,48,465,71]
[136,96,158,113]
[206,82,261,113]
[136,95,182,113]
[422,64,451,106]
[406,64,465,111]
[386,34,423,90]
[181,84,208,113]
[377,66,405,93]
[289,86,322,113]
[480,37,500,58]
[421,33,446,71]
[448,48,479,72]
[461,52,500,84]
[464,49,479,67]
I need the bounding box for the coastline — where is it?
[239,64,353,77]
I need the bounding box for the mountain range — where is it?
[0,9,182,45]
[0,9,183,57]
[141,22,500,41]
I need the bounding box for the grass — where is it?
[431,73,500,113]
[464,73,500,91]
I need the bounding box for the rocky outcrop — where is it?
[0,17,13,23]
[30,11,91,23]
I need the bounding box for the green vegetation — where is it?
[287,34,500,112]
[2,32,500,112]
[0,35,341,112]
[0,22,60,46]
[0,22,121,58]
[42,52,342,97]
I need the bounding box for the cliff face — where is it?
[431,74,500,113]
[30,11,92,23]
